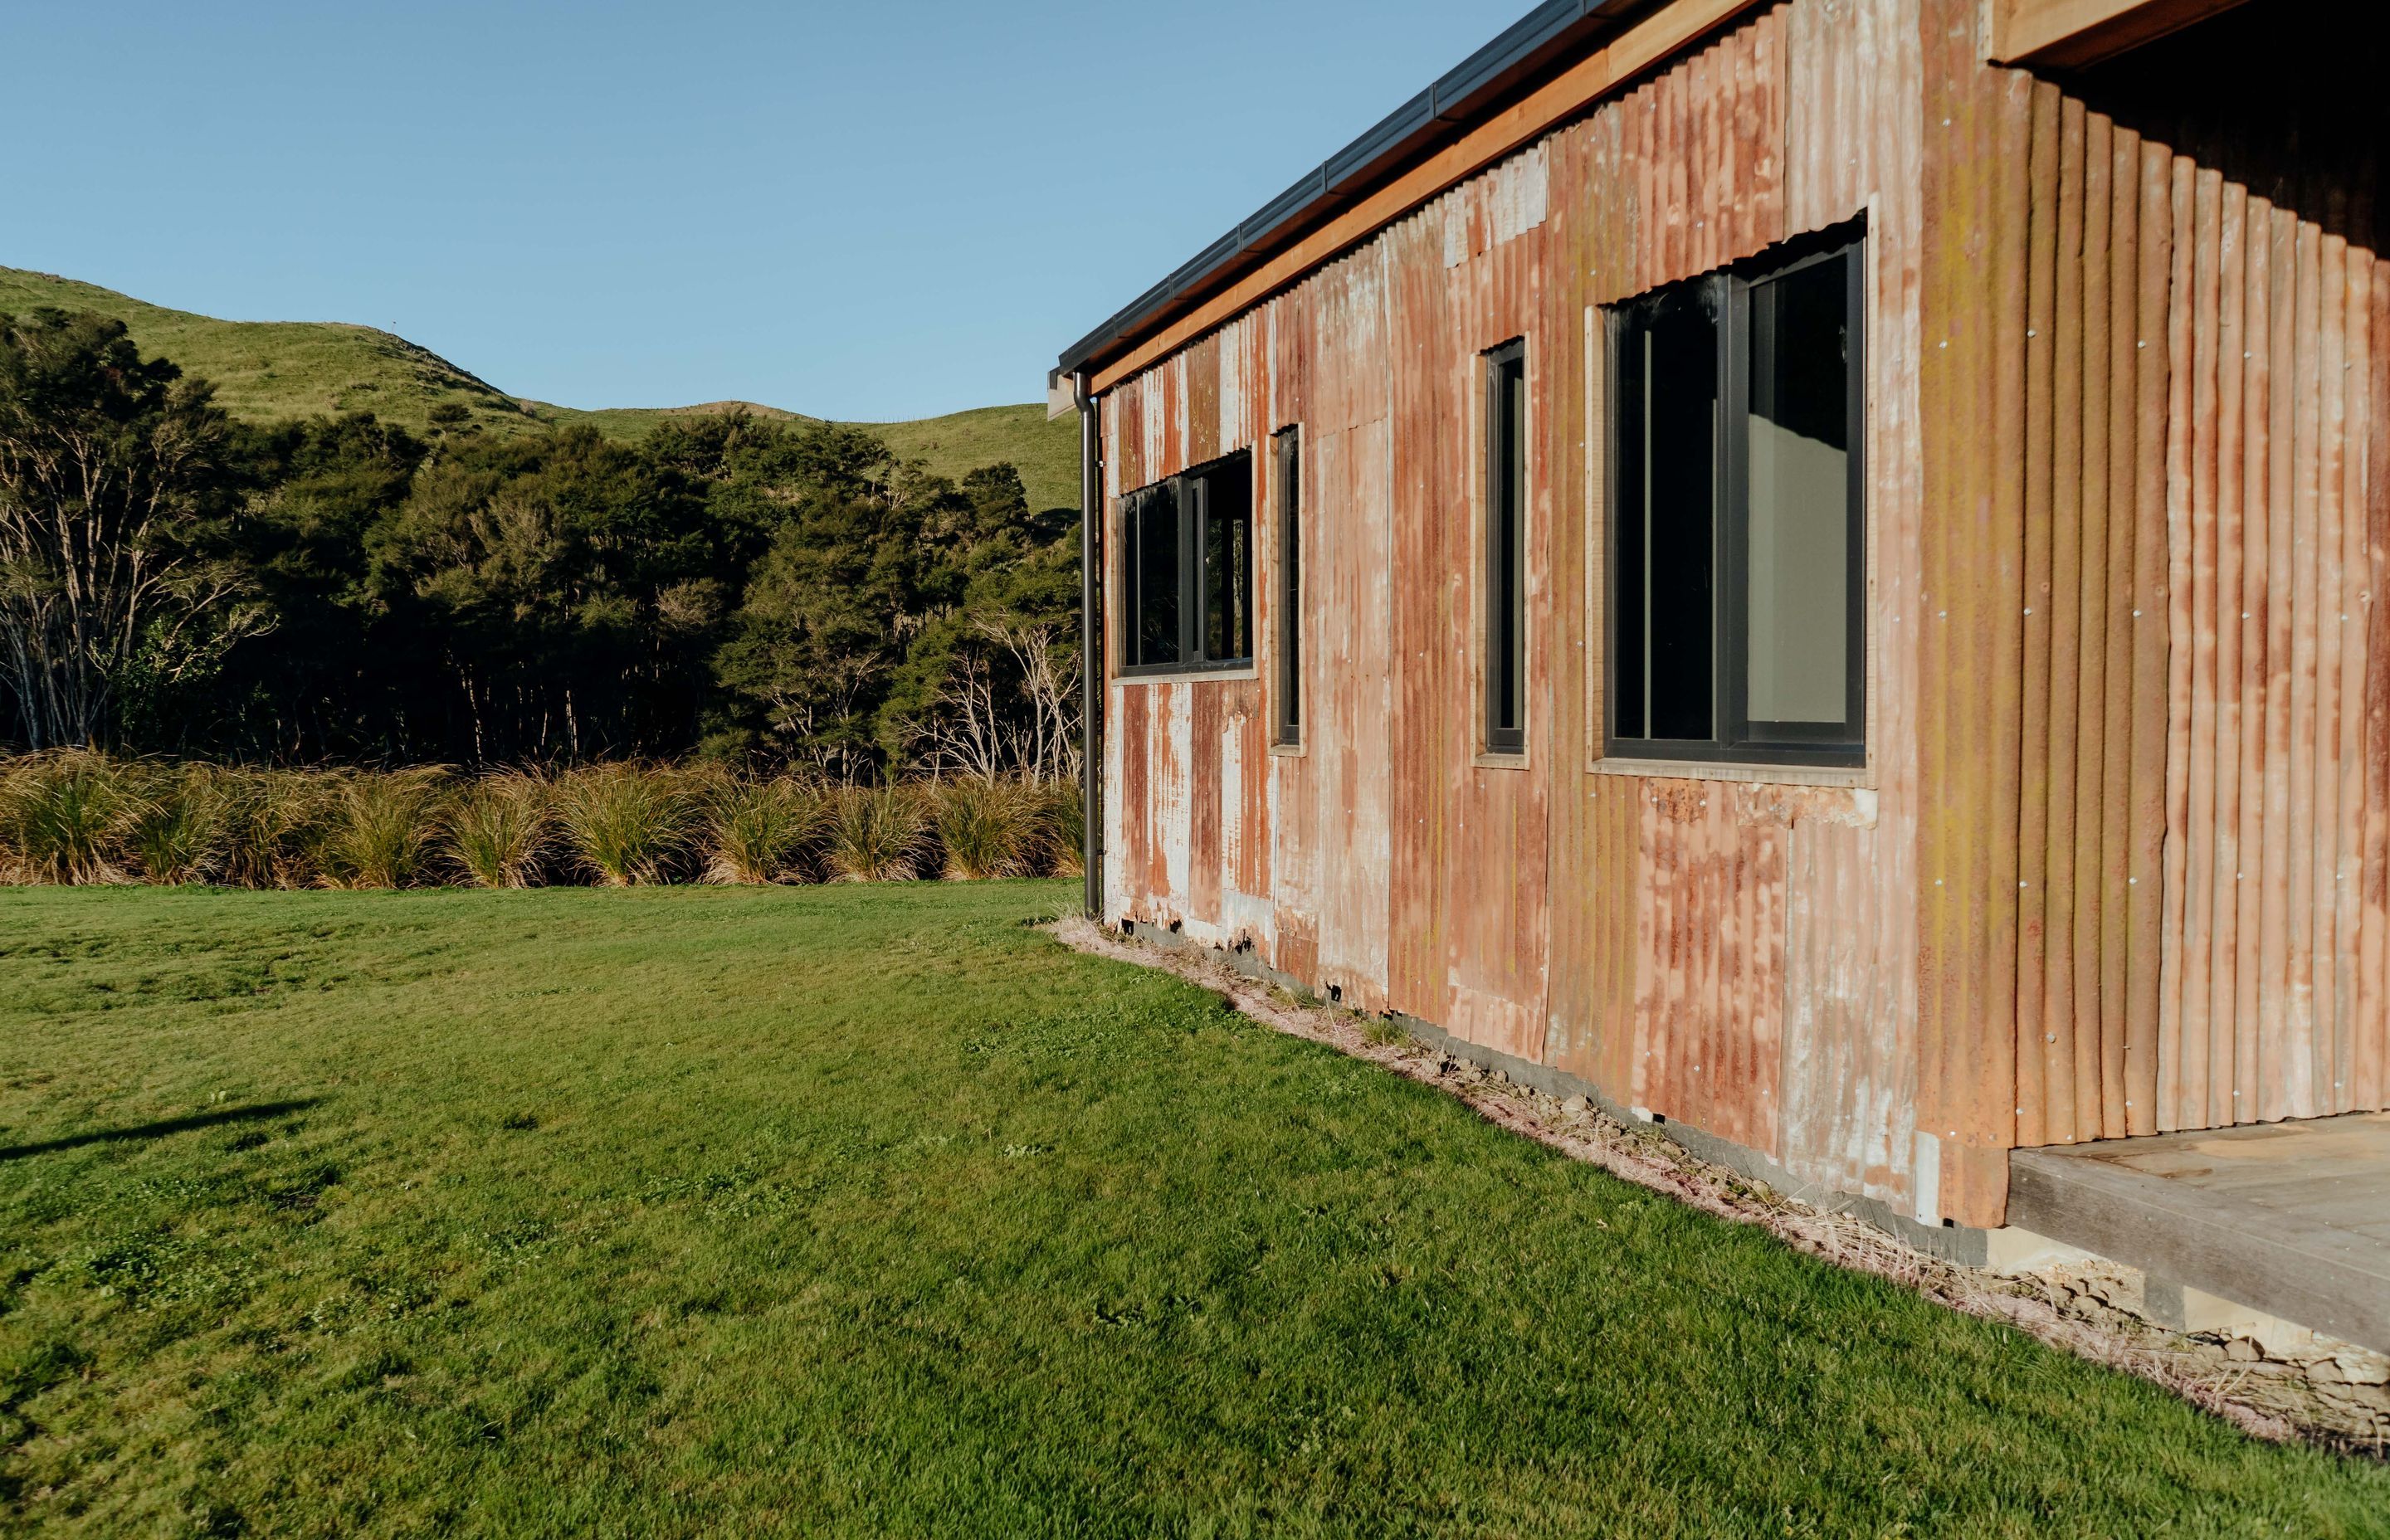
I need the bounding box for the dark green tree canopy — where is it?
[0,310,1080,777]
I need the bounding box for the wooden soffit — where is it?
[1984,0,2256,68]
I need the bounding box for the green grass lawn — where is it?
[2,885,2383,1538]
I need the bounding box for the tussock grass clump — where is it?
[445,771,554,889]
[0,754,1074,889]
[0,750,134,885]
[217,768,337,889]
[933,778,1046,880]
[122,761,231,884]
[700,775,825,885]
[319,771,446,889]
[1045,780,1085,879]
[555,763,697,885]
[825,785,933,882]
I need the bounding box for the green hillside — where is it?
[0,268,1077,511]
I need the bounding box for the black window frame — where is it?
[1484,339,1529,755]
[1272,426,1302,745]
[1604,222,1867,768]
[1116,447,1256,679]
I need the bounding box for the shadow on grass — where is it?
[0,1099,322,1162]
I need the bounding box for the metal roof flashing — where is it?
[1050,0,1661,393]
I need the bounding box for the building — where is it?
[1053,0,2389,1350]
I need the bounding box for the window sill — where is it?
[1115,666,1259,685]
[1268,741,1306,758]
[1588,756,1870,789]
[1472,750,1531,772]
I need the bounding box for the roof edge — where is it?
[1052,0,1683,389]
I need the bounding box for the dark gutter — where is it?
[1051,0,1656,387]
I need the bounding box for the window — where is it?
[1484,340,1527,754]
[1273,427,1301,744]
[1117,449,1254,675]
[1608,225,1865,766]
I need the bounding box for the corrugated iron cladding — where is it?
[1095,0,2388,1232]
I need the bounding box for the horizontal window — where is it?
[1608,222,1866,767]
[1118,449,1254,676]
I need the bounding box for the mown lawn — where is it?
[1,885,2383,1538]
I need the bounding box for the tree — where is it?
[0,309,264,749]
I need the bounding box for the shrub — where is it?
[933,778,1045,880]
[824,784,932,882]
[700,776,824,885]
[554,763,696,885]
[0,751,132,884]
[319,770,446,889]
[443,771,553,889]
[122,762,230,884]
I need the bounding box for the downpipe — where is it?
[1075,368,1103,919]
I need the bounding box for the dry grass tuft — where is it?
[444,771,554,889]
[554,763,698,885]
[0,754,1078,889]
[318,770,446,889]
[825,785,933,882]
[933,778,1046,880]
[700,775,825,885]
[0,750,136,885]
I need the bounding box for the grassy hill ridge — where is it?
[0,267,1076,511]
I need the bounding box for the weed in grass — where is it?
[825,784,933,881]
[444,771,554,889]
[554,763,696,885]
[1362,1015,1408,1049]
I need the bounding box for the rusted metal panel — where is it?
[1766,0,1907,1189]
[2096,123,2142,1143]
[2363,260,2390,1114]
[2036,94,2090,1147]
[2124,136,2174,1138]
[1188,680,1225,925]
[1633,782,1788,1153]
[1384,204,1454,1025]
[2315,232,2351,1118]
[2207,176,2247,1133]
[2168,161,2222,1133]
[2017,80,2061,1151]
[2343,251,2380,1115]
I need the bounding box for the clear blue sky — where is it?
[1,2,1515,422]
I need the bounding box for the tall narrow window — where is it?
[1485,340,1527,754]
[1124,482,1182,668]
[1273,426,1302,745]
[1116,449,1255,675]
[1607,222,1865,766]
[1199,461,1252,664]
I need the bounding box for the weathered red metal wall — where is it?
[1100,0,2389,1231]
[1918,0,2390,1221]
